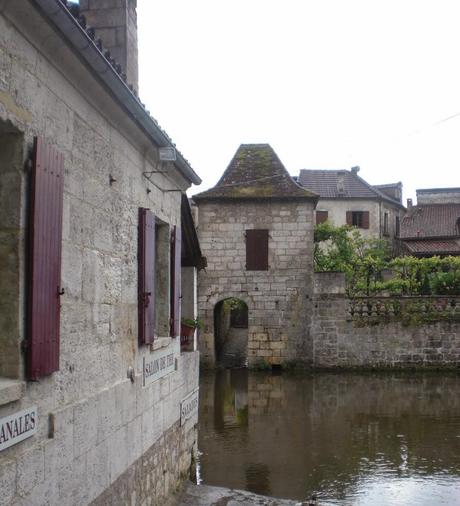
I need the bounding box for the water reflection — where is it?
[198,370,460,505]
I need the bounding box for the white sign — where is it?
[180,388,199,426]
[0,406,38,452]
[143,342,178,387]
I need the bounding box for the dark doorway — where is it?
[214,298,248,368]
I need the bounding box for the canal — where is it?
[198,370,460,505]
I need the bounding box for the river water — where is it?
[198,370,460,505]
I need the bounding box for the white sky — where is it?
[137,0,460,202]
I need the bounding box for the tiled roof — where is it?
[400,204,460,239]
[404,239,460,255]
[193,144,318,201]
[298,169,403,206]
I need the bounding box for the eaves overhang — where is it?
[30,0,201,186]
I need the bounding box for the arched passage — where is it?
[214,298,248,368]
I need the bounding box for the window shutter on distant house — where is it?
[170,226,181,337]
[27,137,64,380]
[316,210,328,225]
[346,211,353,226]
[138,208,155,345]
[246,229,269,271]
[362,211,370,229]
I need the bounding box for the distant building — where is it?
[193,144,318,368]
[400,188,460,257]
[297,168,405,249]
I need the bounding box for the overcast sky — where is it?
[137,0,460,202]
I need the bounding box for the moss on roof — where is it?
[194,144,318,201]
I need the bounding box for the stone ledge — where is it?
[0,378,24,406]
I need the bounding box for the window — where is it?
[0,126,24,379]
[346,211,369,229]
[395,216,400,237]
[316,210,328,225]
[245,229,269,271]
[383,212,389,236]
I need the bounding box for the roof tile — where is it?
[400,204,460,239]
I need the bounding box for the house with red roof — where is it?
[400,188,460,257]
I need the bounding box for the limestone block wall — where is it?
[312,274,460,368]
[0,4,198,505]
[197,200,315,367]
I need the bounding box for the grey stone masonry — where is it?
[312,273,460,368]
[197,200,316,367]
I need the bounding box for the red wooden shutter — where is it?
[362,211,370,229]
[170,226,181,337]
[346,211,353,226]
[138,208,155,345]
[246,229,269,271]
[316,210,328,225]
[27,137,64,380]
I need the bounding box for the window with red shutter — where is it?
[316,210,328,225]
[246,229,269,271]
[27,137,64,380]
[138,208,156,345]
[170,226,182,337]
[347,211,370,229]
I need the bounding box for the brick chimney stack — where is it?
[80,0,139,93]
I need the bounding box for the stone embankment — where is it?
[176,482,306,506]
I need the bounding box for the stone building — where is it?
[0,1,202,504]
[193,144,318,368]
[297,168,405,250]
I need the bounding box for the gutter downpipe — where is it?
[32,0,202,186]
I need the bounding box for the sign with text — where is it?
[143,342,178,387]
[180,388,199,426]
[0,406,38,452]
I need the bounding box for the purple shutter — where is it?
[246,229,269,271]
[362,211,370,229]
[27,137,64,380]
[316,211,328,225]
[346,211,353,226]
[170,226,181,337]
[138,208,155,344]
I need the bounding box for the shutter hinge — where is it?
[21,339,29,351]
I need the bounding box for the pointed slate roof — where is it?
[193,144,318,201]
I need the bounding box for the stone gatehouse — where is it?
[193,144,318,368]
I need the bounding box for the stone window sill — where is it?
[150,336,171,351]
[0,378,24,406]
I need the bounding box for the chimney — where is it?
[337,172,345,195]
[351,166,360,175]
[407,198,413,210]
[80,0,139,92]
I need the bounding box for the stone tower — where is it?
[193,144,318,368]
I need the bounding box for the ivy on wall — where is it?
[314,222,460,297]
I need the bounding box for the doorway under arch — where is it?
[214,298,248,368]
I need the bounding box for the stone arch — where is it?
[213,295,250,368]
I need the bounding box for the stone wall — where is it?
[312,273,460,368]
[0,3,198,505]
[197,199,315,368]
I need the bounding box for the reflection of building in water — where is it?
[199,371,460,502]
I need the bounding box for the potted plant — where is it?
[180,318,202,338]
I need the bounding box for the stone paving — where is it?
[176,482,308,506]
